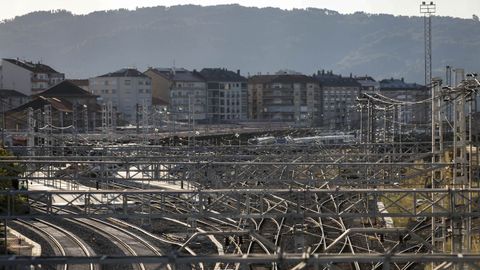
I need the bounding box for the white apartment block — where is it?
[89,68,152,124]
[1,58,64,96]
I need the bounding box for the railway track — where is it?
[15,140,440,270]
[13,219,96,270]
[28,203,167,270]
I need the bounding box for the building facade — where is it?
[199,68,247,123]
[145,68,207,121]
[68,79,90,92]
[314,71,361,130]
[6,81,100,131]
[248,74,321,125]
[355,76,380,95]
[1,58,64,96]
[0,89,29,112]
[144,68,179,106]
[379,78,428,125]
[89,68,152,124]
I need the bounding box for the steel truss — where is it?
[0,159,448,189]
[2,78,479,268]
[2,188,479,220]
[1,253,480,269]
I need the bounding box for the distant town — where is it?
[0,58,429,133]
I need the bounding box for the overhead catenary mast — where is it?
[420,1,436,88]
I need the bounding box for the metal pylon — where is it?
[424,14,432,87]
[452,85,469,255]
[431,78,446,252]
[27,108,35,156]
[84,106,89,133]
[449,72,476,259]
[43,104,52,155]
[102,101,114,135]
[141,99,149,145]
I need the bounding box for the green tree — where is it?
[0,148,25,216]
[0,148,21,190]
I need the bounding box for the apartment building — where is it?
[1,58,64,96]
[0,89,29,112]
[355,76,380,95]
[6,81,100,132]
[199,68,247,123]
[89,68,151,124]
[145,68,207,121]
[379,78,428,124]
[248,74,321,125]
[68,79,90,92]
[314,71,361,130]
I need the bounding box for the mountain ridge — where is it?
[1,5,479,83]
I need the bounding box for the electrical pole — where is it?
[420,1,436,126]
[420,1,435,87]
[430,78,445,254]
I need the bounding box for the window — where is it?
[125,80,131,85]
[139,89,144,94]
[139,81,144,85]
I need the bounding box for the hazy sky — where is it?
[1,0,479,21]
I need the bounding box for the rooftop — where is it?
[147,68,204,82]
[199,68,246,82]
[8,96,73,113]
[99,68,148,78]
[3,58,61,74]
[36,80,97,98]
[0,89,28,98]
[68,79,89,87]
[248,74,318,84]
[355,76,376,82]
[379,78,426,90]
[314,70,361,87]
[152,97,169,106]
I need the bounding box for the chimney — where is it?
[349,73,352,78]
[237,69,240,75]
[322,69,325,75]
[401,77,404,82]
